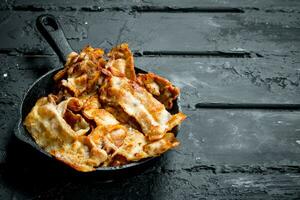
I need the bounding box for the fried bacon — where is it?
[89,124,148,166]
[103,105,142,131]
[99,76,186,141]
[55,46,106,97]
[144,132,179,156]
[24,97,108,172]
[137,73,180,109]
[24,44,186,172]
[24,97,89,144]
[51,136,107,172]
[83,108,119,127]
[106,43,136,80]
[81,93,101,111]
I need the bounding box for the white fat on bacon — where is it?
[24,96,108,172]
[89,125,148,166]
[100,76,186,141]
[105,43,136,80]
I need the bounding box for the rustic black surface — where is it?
[0,0,300,199]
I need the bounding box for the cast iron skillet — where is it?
[14,14,181,174]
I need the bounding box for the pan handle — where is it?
[36,14,74,64]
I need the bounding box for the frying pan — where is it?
[14,14,181,174]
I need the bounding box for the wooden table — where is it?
[0,0,299,199]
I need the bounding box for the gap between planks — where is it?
[2,4,298,13]
[194,103,300,110]
[0,5,259,13]
[134,51,262,58]
[0,49,263,58]
[131,6,244,13]
[180,165,300,174]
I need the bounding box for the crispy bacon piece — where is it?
[84,104,181,166]
[109,155,128,167]
[89,124,148,166]
[51,136,108,172]
[24,96,108,172]
[99,76,186,141]
[85,107,147,165]
[144,132,179,156]
[24,97,89,144]
[54,46,106,97]
[137,73,179,109]
[104,105,141,131]
[75,92,102,113]
[83,108,119,127]
[106,43,136,80]
[89,124,180,166]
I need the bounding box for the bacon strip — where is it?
[144,132,179,156]
[99,76,186,141]
[104,105,142,131]
[24,96,108,172]
[89,125,148,166]
[106,43,136,80]
[51,136,108,172]
[55,46,106,97]
[137,73,180,109]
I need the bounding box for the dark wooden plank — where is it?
[36,173,300,199]
[1,136,300,199]
[1,55,300,167]
[119,11,300,55]
[133,0,300,12]
[0,162,299,199]
[0,2,8,10]
[1,120,299,199]
[0,11,127,55]
[174,109,300,167]
[11,0,300,11]
[0,10,299,56]
[1,54,300,115]
[135,57,300,105]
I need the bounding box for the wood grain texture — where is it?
[1,55,300,167]
[119,12,300,55]
[135,57,300,105]
[0,138,300,200]
[0,10,299,56]
[2,55,299,107]
[177,109,300,166]
[0,155,299,200]
[0,1,299,199]
[9,0,300,11]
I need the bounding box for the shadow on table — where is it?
[2,135,162,199]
